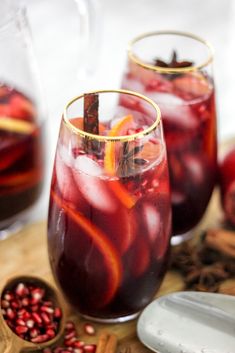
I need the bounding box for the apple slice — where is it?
[51,190,122,307]
[0,116,35,134]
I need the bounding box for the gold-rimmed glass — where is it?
[122,31,218,245]
[48,89,172,323]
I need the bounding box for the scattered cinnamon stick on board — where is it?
[205,228,235,258]
[96,331,118,353]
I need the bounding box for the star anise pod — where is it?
[170,243,201,275]
[154,50,193,80]
[117,142,147,177]
[186,264,229,292]
[154,50,193,69]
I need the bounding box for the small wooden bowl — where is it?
[0,275,65,353]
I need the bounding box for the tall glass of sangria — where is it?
[48,89,171,322]
[122,31,217,244]
[0,2,44,238]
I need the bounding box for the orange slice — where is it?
[0,116,35,134]
[104,115,136,209]
[108,180,136,209]
[51,190,122,307]
[104,114,133,175]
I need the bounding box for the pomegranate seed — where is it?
[84,323,95,335]
[26,319,35,328]
[54,348,64,353]
[65,321,75,331]
[30,328,39,338]
[46,328,56,339]
[15,283,26,297]
[22,311,31,320]
[41,312,51,325]
[1,300,10,308]
[15,326,28,335]
[64,337,77,346]
[83,344,96,352]
[73,340,85,348]
[43,301,53,307]
[31,334,49,343]
[4,293,14,301]
[54,307,62,319]
[41,305,54,314]
[21,298,29,306]
[16,318,26,326]
[74,349,84,353]
[17,308,26,317]
[32,312,42,325]
[64,330,76,340]
[6,308,15,320]
[31,305,39,312]
[11,300,20,309]
[31,288,45,303]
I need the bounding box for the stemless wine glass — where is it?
[48,89,172,323]
[0,1,45,239]
[122,31,218,244]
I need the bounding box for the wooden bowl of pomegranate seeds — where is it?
[0,275,65,353]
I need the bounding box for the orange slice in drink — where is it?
[51,190,122,307]
[104,114,133,175]
[104,115,136,209]
[0,116,35,134]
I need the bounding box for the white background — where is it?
[25,0,235,218]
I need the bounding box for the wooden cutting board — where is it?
[1,137,234,352]
[0,187,223,353]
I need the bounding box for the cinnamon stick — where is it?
[83,93,100,154]
[96,331,109,353]
[96,331,118,353]
[205,229,235,258]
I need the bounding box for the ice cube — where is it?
[142,203,160,242]
[122,76,145,94]
[146,91,198,129]
[73,156,118,213]
[55,150,79,204]
[184,154,204,184]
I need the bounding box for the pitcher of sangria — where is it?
[0,1,45,238]
[48,89,171,322]
[0,0,99,239]
[122,31,218,244]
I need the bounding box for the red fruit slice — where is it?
[0,136,28,172]
[224,181,235,226]
[10,94,36,121]
[51,191,122,306]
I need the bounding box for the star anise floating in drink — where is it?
[154,50,193,69]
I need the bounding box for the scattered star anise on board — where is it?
[117,142,147,177]
[170,229,235,294]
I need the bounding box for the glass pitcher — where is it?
[0,0,99,239]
